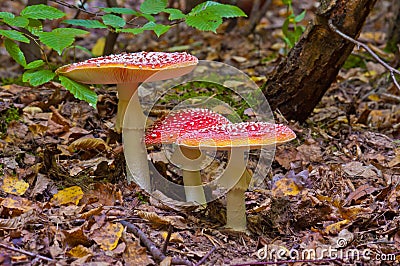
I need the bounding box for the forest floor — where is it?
[0,1,399,265]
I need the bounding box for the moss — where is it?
[158,81,251,120]
[1,76,24,86]
[0,106,21,135]
[342,54,366,70]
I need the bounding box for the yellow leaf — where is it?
[388,148,400,167]
[123,239,154,265]
[0,85,12,90]
[272,177,301,196]
[324,220,350,234]
[28,124,48,137]
[251,76,267,83]
[23,106,43,115]
[92,222,124,251]
[161,231,184,243]
[364,70,377,78]
[68,137,111,153]
[1,176,29,196]
[137,211,187,229]
[367,93,380,102]
[67,245,92,258]
[1,196,32,213]
[51,186,84,206]
[92,37,106,57]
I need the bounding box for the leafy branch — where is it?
[0,0,247,108]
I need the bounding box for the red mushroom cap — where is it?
[145,108,231,146]
[177,122,296,149]
[55,52,198,84]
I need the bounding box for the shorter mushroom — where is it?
[145,108,231,206]
[177,122,296,231]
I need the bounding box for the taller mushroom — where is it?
[56,52,198,187]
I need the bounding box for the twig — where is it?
[73,0,89,19]
[49,0,99,16]
[195,246,216,266]
[162,224,173,255]
[328,19,400,91]
[120,220,193,266]
[0,243,54,262]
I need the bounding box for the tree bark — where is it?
[103,0,120,55]
[262,0,377,122]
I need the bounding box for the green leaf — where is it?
[282,18,290,38]
[3,16,29,27]
[53,28,89,36]
[190,1,246,18]
[294,10,306,23]
[185,12,222,32]
[282,36,294,48]
[121,22,170,37]
[152,24,171,37]
[26,19,43,35]
[101,7,138,15]
[207,4,247,18]
[22,69,55,86]
[142,21,170,37]
[0,12,14,19]
[38,28,88,55]
[140,0,168,14]
[71,45,93,57]
[25,60,45,70]
[139,13,156,22]
[0,29,30,43]
[21,4,65,20]
[102,14,126,28]
[4,38,26,67]
[59,76,98,108]
[119,28,145,35]
[163,8,186,20]
[294,26,304,40]
[62,19,107,29]
[189,1,218,15]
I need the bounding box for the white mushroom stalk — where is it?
[56,52,198,188]
[177,122,296,231]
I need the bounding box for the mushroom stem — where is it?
[115,82,139,133]
[119,83,151,190]
[171,146,207,206]
[220,148,250,231]
[182,170,206,205]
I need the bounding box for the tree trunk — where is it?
[103,0,120,55]
[262,0,377,122]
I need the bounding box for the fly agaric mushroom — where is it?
[56,52,198,187]
[177,122,296,231]
[56,52,198,132]
[145,108,231,205]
